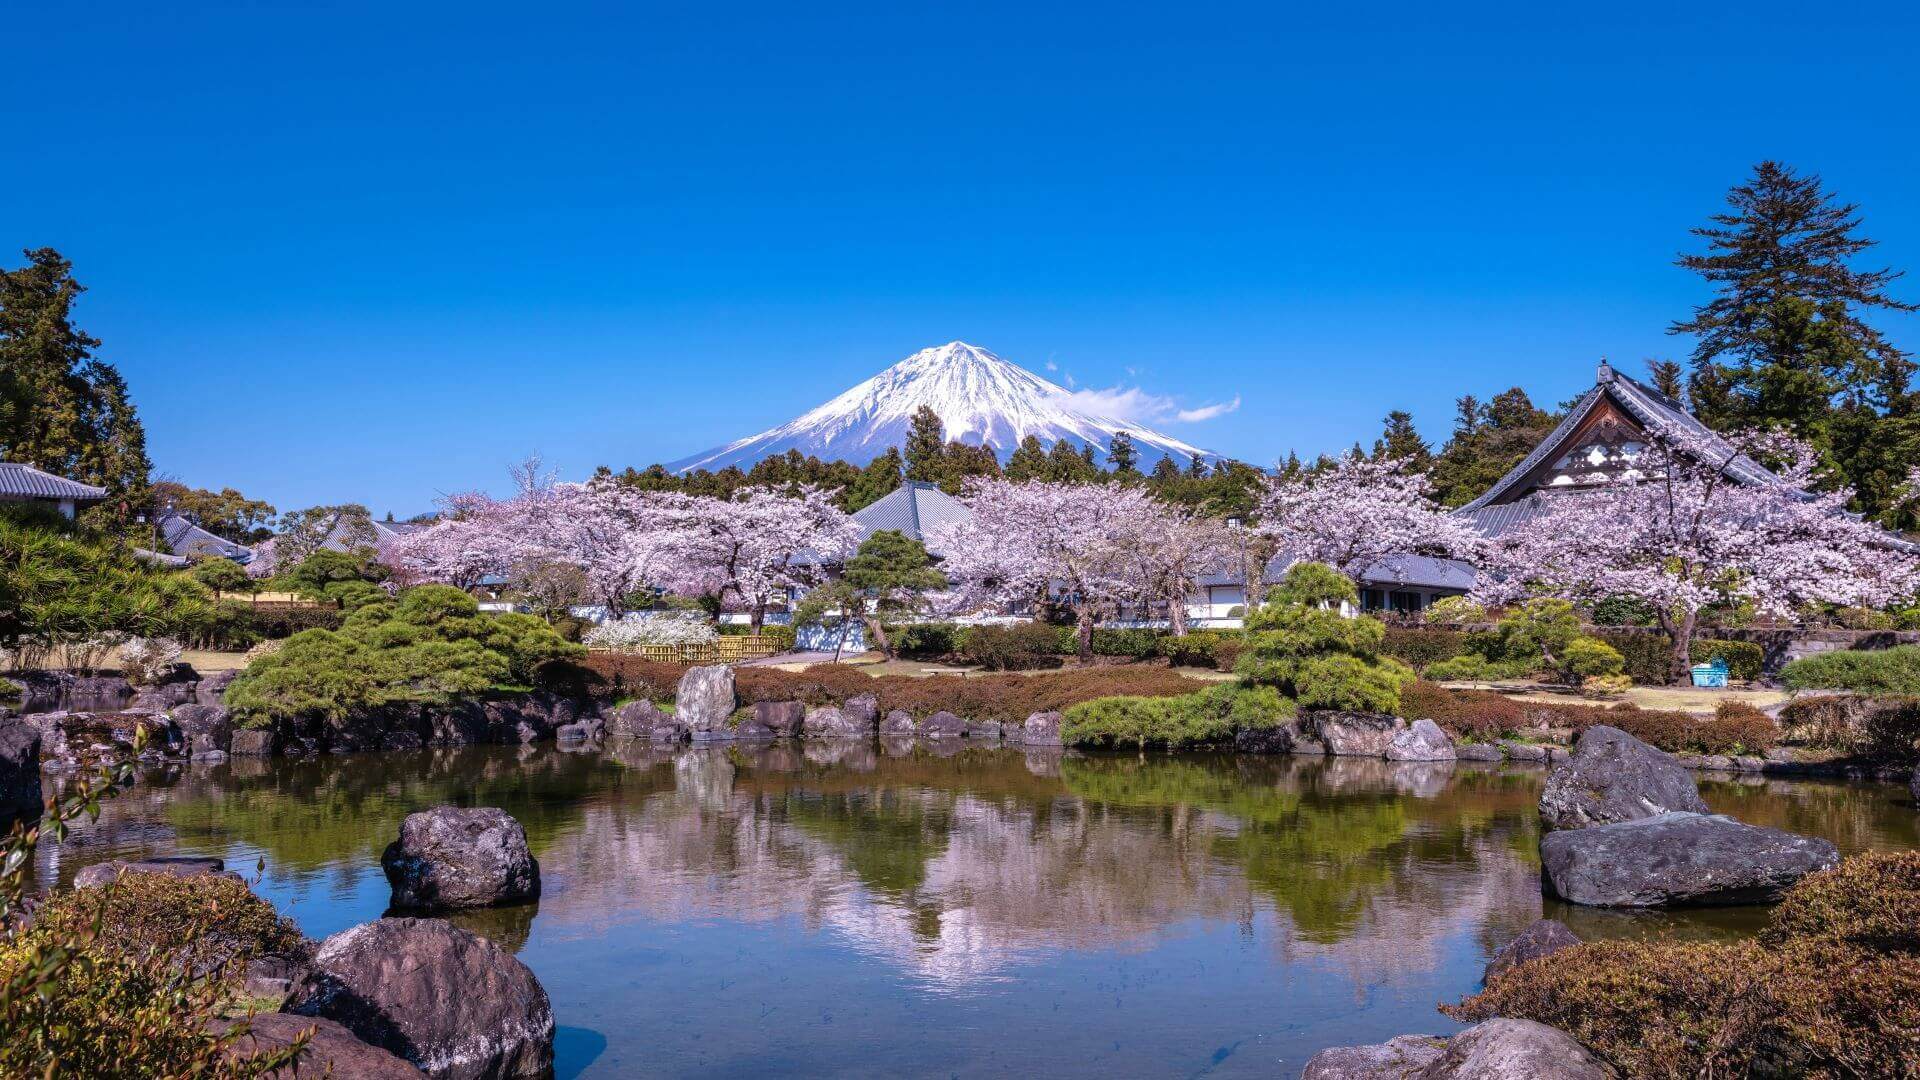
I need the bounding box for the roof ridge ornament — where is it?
[1596,357,1614,383]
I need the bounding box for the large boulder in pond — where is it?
[1016,711,1063,747]
[1301,1033,1447,1078]
[1540,811,1839,908]
[216,1013,424,1078]
[803,704,867,738]
[1386,718,1456,762]
[1484,919,1581,983]
[171,704,233,759]
[841,693,880,733]
[916,711,966,739]
[1538,725,1707,831]
[1309,712,1405,757]
[0,717,42,824]
[674,665,736,734]
[1422,1018,1615,1078]
[382,807,540,911]
[286,917,554,1080]
[753,700,805,737]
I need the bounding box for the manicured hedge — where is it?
[1777,693,1920,756]
[1379,627,1468,671]
[1061,683,1294,749]
[1395,679,1778,753]
[1594,632,1765,684]
[1781,645,1920,695]
[1446,852,1920,1079]
[579,654,1204,723]
[236,602,344,640]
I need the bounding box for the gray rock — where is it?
[880,710,917,736]
[216,1012,424,1077]
[1540,811,1840,907]
[731,720,776,741]
[381,807,540,911]
[76,856,240,890]
[1235,721,1297,754]
[1302,1034,1448,1078]
[1455,743,1504,762]
[803,705,867,738]
[674,665,736,733]
[1484,919,1581,982]
[1311,712,1406,757]
[964,717,1003,740]
[287,917,553,1080]
[1539,725,1707,831]
[553,717,602,743]
[1386,718,1456,761]
[171,704,233,757]
[753,700,806,737]
[606,699,668,730]
[230,728,277,756]
[1502,741,1548,763]
[194,668,241,706]
[1420,1018,1613,1078]
[1017,711,1062,747]
[916,710,966,739]
[841,693,880,734]
[0,717,42,824]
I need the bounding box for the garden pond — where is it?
[26,742,1919,1078]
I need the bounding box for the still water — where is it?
[27,743,1919,1078]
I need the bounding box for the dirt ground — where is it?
[1440,679,1789,715]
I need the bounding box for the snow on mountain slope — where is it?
[668,342,1222,473]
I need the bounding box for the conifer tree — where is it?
[1005,435,1048,481]
[1107,431,1139,476]
[1645,359,1686,401]
[1373,410,1431,468]
[902,405,948,484]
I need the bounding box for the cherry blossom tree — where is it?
[1255,453,1478,588]
[1475,427,1920,682]
[1111,502,1235,636]
[932,480,1167,661]
[659,485,859,630]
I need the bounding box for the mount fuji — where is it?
[669,342,1223,474]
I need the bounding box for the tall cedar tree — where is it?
[841,528,947,658]
[1427,388,1560,506]
[902,405,948,484]
[0,248,152,521]
[1645,359,1687,402]
[1005,435,1049,481]
[1107,431,1140,476]
[1672,162,1918,520]
[1372,410,1431,467]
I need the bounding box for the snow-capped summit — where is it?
[669,342,1221,473]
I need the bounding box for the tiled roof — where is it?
[1457,363,1779,517]
[0,462,108,501]
[159,513,254,563]
[1195,551,1477,591]
[850,482,974,555]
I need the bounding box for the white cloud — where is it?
[1053,385,1180,424]
[1176,396,1241,423]
[1044,359,1058,371]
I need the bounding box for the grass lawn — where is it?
[1439,678,1788,715]
[182,649,250,673]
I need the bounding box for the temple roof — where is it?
[850,482,972,556]
[0,462,108,502]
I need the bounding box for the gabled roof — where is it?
[1457,362,1781,528]
[850,481,973,555]
[0,462,108,501]
[1194,552,1477,592]
[159,513,254,563]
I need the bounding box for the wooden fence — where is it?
[587,635,779,664]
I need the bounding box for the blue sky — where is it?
[7,1,1919,516]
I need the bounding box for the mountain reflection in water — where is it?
[28,744,1918,1078]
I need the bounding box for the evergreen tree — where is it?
[1005,435,1048,481]
[0,248,152,519]
[842,529,947,658]
[1373,410,1431,467]
[846,448,904,511]
[903,405,948,484]
[940,440,1001,494]
[1185,454,1209,479]
[1645,358,1686,401]
[1429,388,1559,506]
[1106,431,1139,476]
[1044,439,1096,483]
[1672,162,1916,517]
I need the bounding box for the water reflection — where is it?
[26,744,1918,1077]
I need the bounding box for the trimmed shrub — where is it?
[1422,595,1485,624]
[1693,638,1763,682]
[1580,674,1633,697]
[1563,636,1626,679]
[1423,653,1531,682]
[1777,693,1920,756]
[1782,645,1920,695]
[1379,627,1468,672]
[1564,700,1779,755]
[239,602,346,640]
[1396,680,1525,741]
[1238,562,1415,712]
[961,623,1063,670]
[1594,631,1674,684]
[28,872,308,978]
[1447,852,1920,1079]
[1061,683,1294,749]
[889,622,962,658]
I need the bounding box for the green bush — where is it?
[1563,636,1626,678]
[1379,627,1467,671]
[1781,646,1920,696]
[1061,683,1295,749]
[1494,598,1581,668]
[237,602,345,640]
[1422,653,1531,682]
[1693,638,1763,682]
[889,622,962,658]
[225,585,584,728]
[1448,851,1920,1079]
[1048,625,1164,659]
[1589,595,1657,626]
[1237,563,1415,712]
[960,623,1062,670]
[0,515,217,656]
[1422,595,1486,624]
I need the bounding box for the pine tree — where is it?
[1185,454,1209,479]
[1106,431,1139,476]
[1374,410,1431,468]
[1429,388,1558,507]
[1672,162,1916,517]
[903,405,948,484]
[0,248,152,518]
[1005,435,1048,481]
[847,448,904,511]
[1645,359,1686,402]
[1044,439,1095,483]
